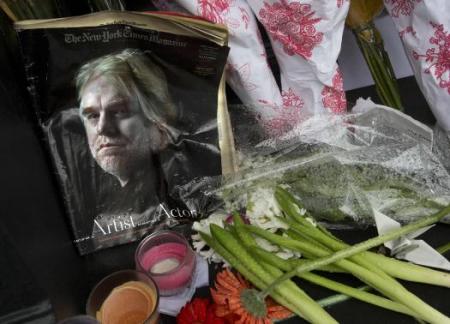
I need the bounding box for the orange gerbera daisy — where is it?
[210,268,292,324]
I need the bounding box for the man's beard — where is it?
[97,154,131,179]
[93,146,153,186]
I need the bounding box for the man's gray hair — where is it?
[75,48,177,127]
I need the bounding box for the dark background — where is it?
[0,2,448,324]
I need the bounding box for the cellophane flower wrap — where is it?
[209,100,450,228]
[383,0,450,131]
[151,0,349,136]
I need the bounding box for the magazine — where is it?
[15,11,235,254]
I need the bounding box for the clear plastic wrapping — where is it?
[213,99,450,227]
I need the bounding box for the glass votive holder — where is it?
[86,269,159,324]
[135,230,196,296]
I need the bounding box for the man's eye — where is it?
[114,109,130,117]
[86,113,99,120]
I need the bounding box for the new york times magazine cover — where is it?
[16,11,231,254]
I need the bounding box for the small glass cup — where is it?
[86,270,159,324]
[135,230,196,296]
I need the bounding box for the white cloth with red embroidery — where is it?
[151,0,349,136]
[384,0,450,131]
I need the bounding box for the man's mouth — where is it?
[97,143,125,153]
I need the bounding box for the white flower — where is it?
[191,187,307,264]
[305,216,317,227]
[246,187,288,232]
[192,211,228,235]
[191,210,229,263]
[275,250,296,260]
[255,237,279,252]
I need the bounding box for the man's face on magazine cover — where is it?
[79,75,163,186]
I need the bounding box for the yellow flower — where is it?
[346,0,384,29]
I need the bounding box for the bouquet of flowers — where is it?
[186,101,450,324]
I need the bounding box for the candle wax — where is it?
[151,257,180,274]
[140,242,195,294]
[97,281,157,324]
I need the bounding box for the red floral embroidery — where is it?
[399,26,416,39]
[197,0,243,29]
[239,6,250,30]
[258,1,323,59]
[385,0,421,18]
[282,88,304,109]
[197,0,231,24]
[337,0,345,8]
[413,22,450,94]
[321,71,347,113]
[227,63,258,92]
[262,88,304,136]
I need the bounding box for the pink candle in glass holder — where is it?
[135,231,196,296]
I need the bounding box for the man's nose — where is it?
[97,112,118,136]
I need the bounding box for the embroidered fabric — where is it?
[151,0,349,136]
[384,0,450,130]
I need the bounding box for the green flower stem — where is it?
[353,22,403,110]
[376,46,403,109]
[231,215,312,301]
[288,259,345,273]
[259,260,310,300]
[247,225,400,298]
[286,220,450,288]
[276,187,450,288]
[282,221,331,250]
[359,40,392,105]
[364,252,450,287]
[250,225,398,295]
[253,247,418,317]
[210,224,338,324]
[276,187,397,284]
[199,232,300,319]
[366,42,394,100]
[285,224,397,285]
[355,29,395,105]
[232,215,372,316]
[248,201,450,323]
[317,286,371,308]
